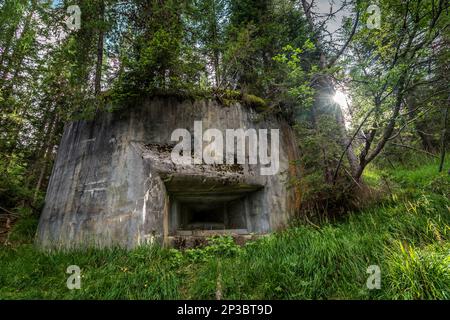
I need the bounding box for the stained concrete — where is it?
[36,98,301,249]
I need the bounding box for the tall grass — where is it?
[0,158,448,299]
[185,192,449,299]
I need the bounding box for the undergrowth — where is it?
[0,157,448,299]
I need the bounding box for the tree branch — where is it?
[327,9,360,68]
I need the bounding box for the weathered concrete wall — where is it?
[36,97,301,249]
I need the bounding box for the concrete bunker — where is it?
[36,98,301,249]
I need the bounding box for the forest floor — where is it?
[0,157,449,299]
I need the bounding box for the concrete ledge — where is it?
[167,233,264,249]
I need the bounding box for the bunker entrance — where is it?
[165,176,262,236]
[176,198,247,231]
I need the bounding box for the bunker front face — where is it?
[36,98,301,249]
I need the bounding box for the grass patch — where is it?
[1,159,449,299]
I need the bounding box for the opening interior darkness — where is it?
[165,176,263,236]
[177,199,247,231]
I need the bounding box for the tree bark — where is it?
[95,0,105,96]
[438,103,448,173]
[0,24,19,78]
[354,80,406,181]
[406,95,437,152]
[335,102,359,176]
[33,114,59,204]
[1,2,34,85]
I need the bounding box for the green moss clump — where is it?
[213,89,268,111]
[242,93,268,111]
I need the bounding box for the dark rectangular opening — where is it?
[182,203,225,230]
[176,199,246,231]
[164,176,263,236]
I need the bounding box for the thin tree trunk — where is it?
[211,1,220,87]
[335,103,359,176]
[95,0,105,96]
[1,3,34,84]
[354,81,406,181]
[438,104,448,172]
[0,24,19,78]
[33,115,59,204]
[406,95,436,152]
[28,105,58,181]
[333,106,376,183]
[308,74,334,183]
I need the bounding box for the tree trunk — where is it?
[309,90,333,183]
[95,0,105,96]
[0,24,19,78]
[406,95,436,152]
[438,104,448,173]
[33,114,59,204]
[335,102,359,176]
[1,4,34,85]
[354,82,406,181]
[211,1,220,87]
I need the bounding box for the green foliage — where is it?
[384,242,450,299]
[242,94,267,111]
[184,236,243,263]
[347,0,449,176]
[114,0,205,96]
[0,155,31,209]
[0,245,182,299]
[425,175,450,198]
[376,154,449,196]
[223,0,309,97]
[272,42,317,110]
[293,112,356,217]
[7,210,39,244]
[186,183,449,299]
[272,40,359,217]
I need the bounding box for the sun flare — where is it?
[333,90,348,108]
